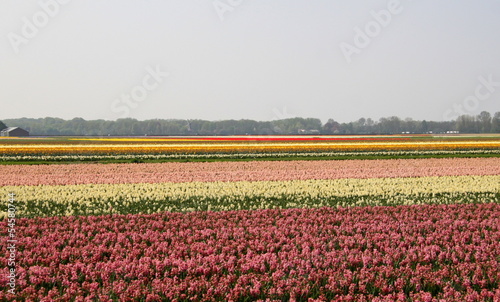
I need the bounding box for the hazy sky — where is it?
[1,0,499,123]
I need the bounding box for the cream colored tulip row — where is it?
[1,175,498,218]
[1,149,499,162]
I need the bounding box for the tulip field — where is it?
[1,135,500,301]
[1,135,499,163]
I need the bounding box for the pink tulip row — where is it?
[2,157,499,186]
[2,203,499,301]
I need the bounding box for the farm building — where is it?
[298,129,320,135]
[1,127,29,137]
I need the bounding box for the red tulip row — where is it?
[1,157,499,186]
[2,203,499,301]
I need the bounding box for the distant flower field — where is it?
[0,135,499,162]
[1,135,499,300]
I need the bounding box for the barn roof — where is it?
[1,127,21,132]
[1,127,29,133]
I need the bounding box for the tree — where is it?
[402,118,417,133]
[421,120,428,133]
[2,111,498,135]
[200,121,215,135]
[492,112,500,133]
[323,119,340,134]
[354,118,367,134]
[456,115,479,133]
[477,111,492,133]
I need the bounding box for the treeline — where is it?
[1,111,499,136]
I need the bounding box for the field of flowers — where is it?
[1,135,499,300]
[0,135,499,162]
[1,174,499,218]
[1,157,498,186]
[2,204,499,301]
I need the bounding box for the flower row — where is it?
[1,140,499,156]
[2,175,498,218]
[2,204,499,301]
[1,157,498,186]
[1,149,498,163]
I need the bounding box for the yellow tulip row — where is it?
[0,141,498,155]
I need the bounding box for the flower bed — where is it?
[2,204,499,301]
